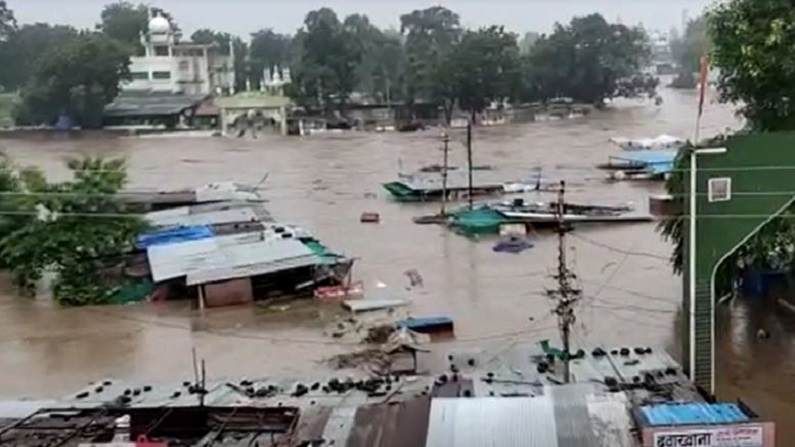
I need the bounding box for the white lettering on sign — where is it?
[653,425,764,447]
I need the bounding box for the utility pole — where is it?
[548,181,581,384]
[441,132,450,216]
[466,121,474,210]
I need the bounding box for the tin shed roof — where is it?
[147,236,318,283]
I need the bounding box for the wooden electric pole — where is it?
[548,181,581,384]
[441,132,450,216]
[466,121,473,210]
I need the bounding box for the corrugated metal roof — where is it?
[147,207,260,228]
[397,171,503,192]
[346,397,431,447]
[426,385,634,447]
[104,93,206,117]
[147,236,317,283]
[426,397,558,447]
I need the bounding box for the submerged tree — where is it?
[708,0,795,131]
[286,8,361,111]
[400,6,462,106]
[0,157,146,306]
[525,14,654,105]
[441,26,522,122]
[14,33,131,128]
[248,29,291,90]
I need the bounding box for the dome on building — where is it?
[148,15,171,34]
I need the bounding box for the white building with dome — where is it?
[122,13,234,96]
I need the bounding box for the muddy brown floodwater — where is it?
[1,86,794,443]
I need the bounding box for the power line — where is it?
[85,307,557,347]
[570,232,670,261]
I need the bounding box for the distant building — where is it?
[122,13,234,96]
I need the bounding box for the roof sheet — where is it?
[641,403,750,426]
[426,397,558,447]
[105,93,206,117]
[147,236,317,283]
[397,171,504,192]
[136,225,214,249]
[146,207,260,228]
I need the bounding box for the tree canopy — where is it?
[99,2,176,54]
[249,29,291,89]
[0,0,16,42]
[525,14,654,105]
[442,26,522,120]
[0,157,146,305]
[400,6,462,104]
[286,8,361,111]
[708,0,795,131]
[0,23,79,91]
[14,33,131,128]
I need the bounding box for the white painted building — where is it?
[122,14,234,96]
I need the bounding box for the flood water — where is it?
[1,86,794,442]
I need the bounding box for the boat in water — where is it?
[383,170,505,202]
[448,198,650,235]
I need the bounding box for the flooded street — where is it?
[1,86,793,441]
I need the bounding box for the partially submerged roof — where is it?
[147,235,320,284]
[395,171,504,192]
[146,206,261,228]
[104,93,207,118]
[609,150,677,174]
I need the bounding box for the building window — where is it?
[152,71,172,80]
[708,177,731,202]
[130,72,149,80]
[154,45,169,56]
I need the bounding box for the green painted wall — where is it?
[686,131,795,393]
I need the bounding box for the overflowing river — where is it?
[1,85,793,442]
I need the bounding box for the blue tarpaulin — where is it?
[610,150,677,175]
[137,225,214,249]
[641,403,750,426]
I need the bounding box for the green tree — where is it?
[249,29,291,89]
[669,15,710,88]
[99,2,176,55]
[14,33,131,128]
[443,26,522,121]
[708,0,795,131]
[0,157,146,305]
[100,1,147,53]
[525,14,654,105]
[286,8,361,111]
[400,6,462,105]
[343,16,406,103]
[0,0,16,42]
[0,24,79,91]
